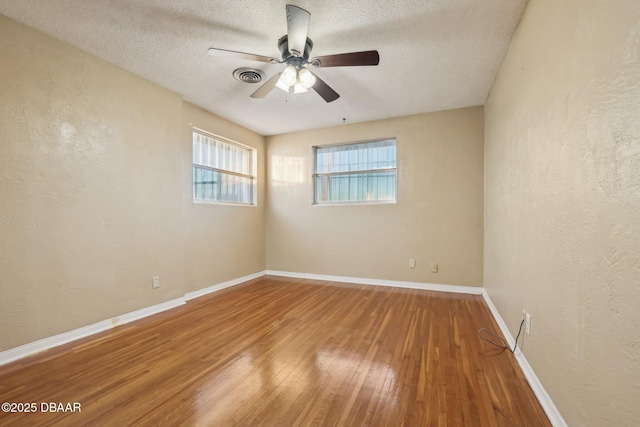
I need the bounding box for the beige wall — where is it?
[0,16,265,351]
[266,108,484,286]
[181,102,265,292]
[484,0,640,425]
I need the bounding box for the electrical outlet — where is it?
[152,276,160,289]
[431,263,438,273]
[525,312,531,335]
[409,259,416,269]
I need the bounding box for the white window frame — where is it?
[192,128,257,206]
[312,138,397,205]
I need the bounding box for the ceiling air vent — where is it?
[233,68,265,84]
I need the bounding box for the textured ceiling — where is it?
[0,0,527,136]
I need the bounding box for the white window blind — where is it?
[192,131,256,205]
[313,139,397,204]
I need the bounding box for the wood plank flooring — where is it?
[0,276,550,426]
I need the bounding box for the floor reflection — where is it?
[193,353,263,426]
[192,335,399,425]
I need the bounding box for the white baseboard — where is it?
[481,290,567,427]
[0,271,268,367]
[266,270,484,295]
[185,270,266,301]
[0,297,185,367]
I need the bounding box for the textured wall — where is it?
[0,16,266,351]
[181,102,265,292]
[484,0,640,425]
[266,108,484,286]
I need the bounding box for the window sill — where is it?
[312,200,397,207]
[193,200,257,207]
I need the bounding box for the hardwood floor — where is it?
[0,276,550,426]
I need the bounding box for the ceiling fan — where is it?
[207,4,380,103]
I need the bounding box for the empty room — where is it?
[1,0,638,426]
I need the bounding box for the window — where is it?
[313,139,397,204]
[192,130,256,205]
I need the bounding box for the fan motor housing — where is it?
[278,35,313,64]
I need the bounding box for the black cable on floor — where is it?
[478,317,525,353]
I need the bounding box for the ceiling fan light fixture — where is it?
[293,82,308,94]
[298,67,316,89]
[280,65,297,86]
[275,79,291,92]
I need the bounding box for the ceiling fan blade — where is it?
[286,5,311,57]
[208,48,279,64]
[311,73,340,103]
[310,50,380,67]
[250,73,282,98]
